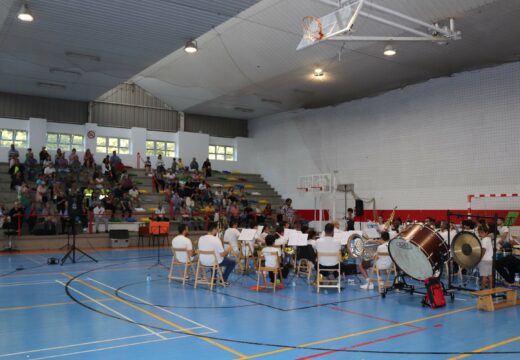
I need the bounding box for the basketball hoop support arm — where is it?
[313,0,460,43]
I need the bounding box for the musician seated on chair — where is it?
[198,222,236,283]
[359,232,390,289]
[172,224,194,262]
[313,223,344,280]
[223,220,240,254]
[261,235,288,283]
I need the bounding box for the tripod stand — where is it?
[148,221,170,269]
[61,218,97,265]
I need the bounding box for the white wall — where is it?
[249,62,520,215]
[0,118,253,172]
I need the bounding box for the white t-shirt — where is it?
[171,235,193,263]
[438,229,458,244]
[497,226,510,250]
[481,236,493,262]
[93,206,105,218]
[262,246,281,268]
[223,228,241,252]
[314,236,341,266]
[375,242,392,270]
[198,234,224,265]
[274,232,288,247]
[155,207,166,217]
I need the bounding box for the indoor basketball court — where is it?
[1,0,520,359]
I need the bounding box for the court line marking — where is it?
[237,305,476,359]
[62,273,245,357]
[0,297,113,311]
[13,331,215,360]
[22,255,42,265]
[297,328,426,360]
[0,280,57,287]
[447,335,520,360]
[87,277,218,333]
[56,280,166,340]
[1,264,155,279]
[0,329,202,358]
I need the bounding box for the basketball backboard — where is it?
[297,0,362,50]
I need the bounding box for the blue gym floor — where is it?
[1,248,519,360]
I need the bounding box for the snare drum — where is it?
[388,223,449,280]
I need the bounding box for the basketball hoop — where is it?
[311,185,323,192]
[302,16,324,41]
[297,187,309,193]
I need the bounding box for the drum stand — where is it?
[61,219,98,265]
[381,269,415,298]
[447,211,499,292]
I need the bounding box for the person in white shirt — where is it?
[261,234,283,283]
[155,203,169,221]
[93,203,108,233]
[496,217,510,252]
[274,224,289,247]
[171,224,193,263]
[438,221,458,244]
[198,222,235,282]
[223,220,241,253]
[313,223,343,279]
[375,232,393,271]
[478,224,493,289]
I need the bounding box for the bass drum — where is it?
[388,223,449,280]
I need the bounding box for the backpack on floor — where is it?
[422,276,446,308]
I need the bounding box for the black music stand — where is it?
[149,221,169,268]
[447,211,498,292]
[1,229,19,252]
[61,218,97,265]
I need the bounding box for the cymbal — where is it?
[451,231,482,269]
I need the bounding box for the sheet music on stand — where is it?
[333,231,349,245]
[287,229,308,246]
[239,228,257,241]
[255,225,264,238]
[364,228,381,239]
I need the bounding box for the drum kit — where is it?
[345,221,485,298]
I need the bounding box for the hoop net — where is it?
[302,16,323,41]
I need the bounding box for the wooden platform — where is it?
[472,287,518,311]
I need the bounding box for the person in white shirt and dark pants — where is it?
[198,222,236,282]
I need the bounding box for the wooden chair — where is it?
[316,251,342,293]
[256,251,283,292]
[168,247,195,285]
[296,258,313,280]
[237,241,256,274]
[194,250,226,290]
[137,223,149,247]
[367,252,397,293]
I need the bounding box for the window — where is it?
[0,129,28,148]
[96,137,130,155]
[146,140,175,157]
[208,145,234,161]
[46,133,84,151]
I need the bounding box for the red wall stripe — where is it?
[296,209,520,225]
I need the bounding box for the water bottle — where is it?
[146,273,151,283]
[515,273,520,285]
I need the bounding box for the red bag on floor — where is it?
[422,277,446,308]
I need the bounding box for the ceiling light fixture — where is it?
[17,3,34,22]
[313,68,324,77]
[184,40,198,54]
[383,45,397,56]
